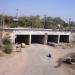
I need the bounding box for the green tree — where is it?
[53,17,65,28]
[30,16,41,28]
[19,16,32,27]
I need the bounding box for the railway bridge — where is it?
[2,28,71,45]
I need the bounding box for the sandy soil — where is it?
[0,44,75,75]
[0,49,29,75]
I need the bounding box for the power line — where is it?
[16,8,18,18]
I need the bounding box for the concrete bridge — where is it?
[2,28,71,45]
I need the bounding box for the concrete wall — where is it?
[1,28,71,44]
[70,33,75,43]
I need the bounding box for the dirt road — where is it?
[0,44,75,75]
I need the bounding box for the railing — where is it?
[0,28,71,32]
[0,27,75,32]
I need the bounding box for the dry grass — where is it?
[0,50,5,56]
[56,43,75,49]
[62,63,75,75]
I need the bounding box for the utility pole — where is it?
[16,8,18,18]
[2,12,5,39]
[44,15,46,29]
[0,12,5,40]
[31,19,33,28]
[2,15,4,29]
[69,18,71,31]
[13,9,19,27]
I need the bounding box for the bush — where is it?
[3,44,12,54]
[2,37,11,45]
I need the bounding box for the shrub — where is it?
[2,37,11,45]
[3,44,12,54]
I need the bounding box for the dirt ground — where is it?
[0,44,75,75]
[0,48,29,75]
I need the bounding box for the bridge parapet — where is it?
[13,30,70,35]
[0,28,71,44]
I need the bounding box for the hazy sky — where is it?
[0,0,75,21]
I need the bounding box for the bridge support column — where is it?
[44,33,48,45]
[29,34,31,45]
[11,34,16,44]
[57,35,60,44]
[69,35,71,43]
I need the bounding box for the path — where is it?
[0,44,75,75]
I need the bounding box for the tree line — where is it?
[0,14,75,29]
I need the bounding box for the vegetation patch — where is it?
[56,43,75,49]
[2,37,11,45]
[2,37,13,54]
[3,44,12,54]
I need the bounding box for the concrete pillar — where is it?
[44,33,48,45]
[57,35,60,44]
[11,31,16,44]
[29,34,31,45]
[69,35,71,43]
[12,34,16,44]
[10,33,15,44]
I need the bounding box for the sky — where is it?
[0,0,75,21]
